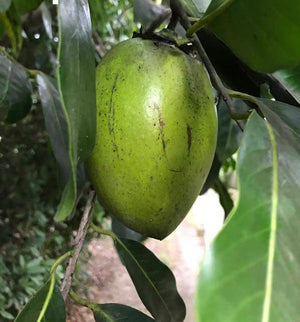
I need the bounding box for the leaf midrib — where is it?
[261,122,279,322]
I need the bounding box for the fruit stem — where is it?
[170,0,245,130]
[186,0,236,37]
[227,89,260,105]
[90,222,116,239]
[69,289,114,321]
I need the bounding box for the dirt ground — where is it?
[68,190,224,322]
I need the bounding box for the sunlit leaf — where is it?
[196,111,300,321]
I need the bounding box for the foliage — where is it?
[1,0,300,321]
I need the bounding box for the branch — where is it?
[60,190,96,300]
[170,0,246,130]
[144,8,172,34]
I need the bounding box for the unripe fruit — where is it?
[86,38,217,239]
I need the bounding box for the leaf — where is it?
[15,280,65,322]
[196,111,300,321]
[56,0,96,221]
[37,73,70,185]
[40,2,53,39]
[133,0,170,25]
[115,237,186,322]
[205,0,300,72]
[274,66,300,105]
[112,216,145,242]
[0,54,32,123]
[13,0,43,15]
[254,98,300,153]
[0,0,11,13]
[180,0,211,17]
[200,154,221,195]
[213,177,233,218]
[93,303,155,322]
[216,98,243,162]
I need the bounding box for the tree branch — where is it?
[60,190,96,300]
[144,8,172,34]
[170,0,246,130]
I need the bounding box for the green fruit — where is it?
[85,38,217,239]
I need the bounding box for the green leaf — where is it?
[0,0,11,13]
[56,0,96,221]
[115,238,186,322]
[0,54,32,123]
[274,66,300,105]
[13,0,43,15]
[200,155,221,195]
[133,0,170,26]
[37,73,70,186]
[196,111,300,321]
[205,0,300,72]
[112,216,145,242]
[213,177,233,218]
[40,2,53,39]
[15,280,65,322]
[93,303,155,322]
[216,98,242,162]
[180,0,211,17]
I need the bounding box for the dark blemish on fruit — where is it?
[153,102,166,156]
[187,124,192,154]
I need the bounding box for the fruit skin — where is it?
[85,38,217,239]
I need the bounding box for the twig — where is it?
[144,8,172,34]
[170,0,245,130]
[60,190,96,300]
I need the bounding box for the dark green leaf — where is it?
[180,0,210,17]
[37,73,70,185]
[200,154,221,195]
[40,2,53,39]
[205,0,300,72]
[112,216,145,242]
[274,66,300,105]
[196,111,300,321]
[115,238,186,322]
[213,177,233,218]
[0,20,4,39]
[216,98,243,162]
[254,98,300,144]
[93,303,155,322]
[13,0,43,15]
[15,280,65,322]
[0,0,11,13]
[56,0,96,221]
[133,0,169,26]
[0,54,32,123]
